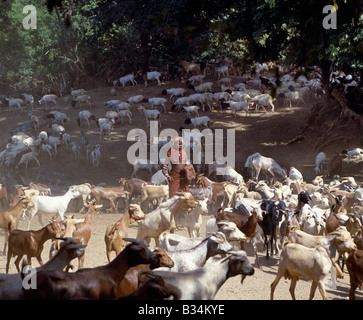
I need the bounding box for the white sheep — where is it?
[51,123,65,137]
[38,94,58,110]
[188,93,212,112]
[119,73,137,87]
[190,82,213,93]
[138,106,161,128]
[47,136,61,157]
[48,111,69,126]
[282,91,305,108]
[172,96,190,111]
[184,116,211,128]
[71,140,81,160]
[186,74,204,85]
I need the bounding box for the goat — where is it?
[7,98,24,112]
[185,198,209,238]
[22,238,158,300]
[22,93,34,110]
[138,70,161,87]
[156,232,232,272]
[184,116,210,128]
[259,200,287,259]
[222,100,252,118]
[179,60,201,77]
[245,153,287,182]
[0,197,33,255]
[145,97,167,113]
[6,220,62,273]
[26,186,81,229]
[97,118,114,141]
[118,256,173,300]
[182,105,200,117]
[346,248,363,299]
[90,184,129,214]
[150,251,254,300]
[136,193,198,246]
[139,183,169,209]
[342,147,363,163]
[138,106,161,128]
[326,153,343,178]
[161,88,187,101]
[72,95,91,109]
[0,182,9,209]
[105,204,146,262]
[216,206,264,268]
[77,110,97,129]
[91,144,101,167]
[0,237,86,299]
[16,151,40,169]
[119,73,137,87]
[71,200,101,269]
[127,94,144,104]
[38,94,58,109]
[271,228,357,300]
[249,93,275,112]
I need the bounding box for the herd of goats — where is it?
[0,61,362,300]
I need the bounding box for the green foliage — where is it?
[0,0,361,93]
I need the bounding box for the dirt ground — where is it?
[0,75,362,300]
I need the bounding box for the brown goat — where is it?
[0,197,34,255]
[6,219,62,273]
[118,272,171,300]
[90,184,129,213]
[195,175,232,206]
[326,153,343,178]
[104,204,146,262]
[118,177,153,201]
[22,238,158,300]
[118,247,174,297]
[71,200,101,269]
[28,182,51,195]
[216,206,263,268]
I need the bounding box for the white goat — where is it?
[91,144,101,167]
[127,95,144,104]
[313,151,327,175]
[150,252,254,300]
[73,95,91,109]
[16,152,40,169]
[225,100,252,118]
[138,106,161,128]
[25,187,81,229]
[118,109,132,124]
[143,71,161,87]
[98,118,114,141]
[185,198,209,238]
[22,93,35,110]
[119,73,137,87]
[245,153,287,181]
[343,147,363,162]
[38,94,58,109]
[184,116,210,128]
[182,106,200,117]
[161,88,187,101]
[147,97,167,113]
[7,98,24,112]
[250,93,275,112]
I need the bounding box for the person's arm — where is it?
[162,159,173,181]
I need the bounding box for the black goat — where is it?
[259,200,287,260]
